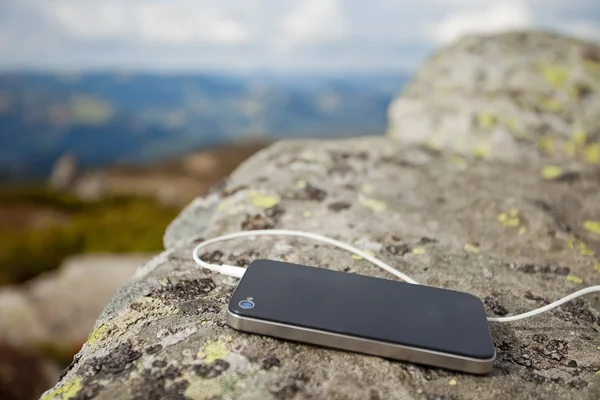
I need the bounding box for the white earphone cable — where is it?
[192,229,600,323]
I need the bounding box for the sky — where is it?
[0,0,599,73]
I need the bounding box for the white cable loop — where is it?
[192,229,600,323]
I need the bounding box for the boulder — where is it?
[0,254,147,350]
[42,32,600,400]
[41,136,600,400]
[388,31,600,164]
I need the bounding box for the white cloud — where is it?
[48,0,250,45]
[0,0,598,71]
[279,0,348,47]
[428,1,534,44]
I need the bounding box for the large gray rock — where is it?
[388,31,600,164]
[41,136,600,400]
[42,32,600,400]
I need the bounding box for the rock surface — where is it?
[388,31,600,164]
[42,32,600,400]
[41,136,600,400]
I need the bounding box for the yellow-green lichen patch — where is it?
[541,65,569,88]
[518,226,527,235]
[412,247,426,255]
[448,378,458,386]
[562,128,595,161]
[584,144,600,164]
[568,235,596,257]
[497,214,519,227]
[541,165,563,180]
[296,180,307,189]
[464,244,480,254]
[572,130,588,146]
[497,208,522,228]
[505,116,519,132]
[351,249,375,260]
[477,112,496,129]
[41,376,83,400]
[473,143,490,159]
[540,98,562,112]
[358,196,387,213]
[565,141,577,157]
[198,340,230,364]
[581,246,596,257]
[584,221,600,236]
[249,190,280,209]
[538,137,555,154]
[86,324,108,346]
[594,263,600,273]
[566,275,583,284]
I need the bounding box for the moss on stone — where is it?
[539,137,556,154]
[477,112,497,129]
[541,165,564,180]
[583,220,600,236]
[584,144,599,164]
[40,376,83,400]
[198,341,230,364]
[86,324,108,346]
[542,65,569,88]
[249,190,281,208]
[473,143,491,158]
[463,244,480,254]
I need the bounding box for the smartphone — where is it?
[227,259,496,374]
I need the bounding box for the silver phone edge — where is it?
[227,309,495,375]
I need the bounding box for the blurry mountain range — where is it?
[0,72,409,182]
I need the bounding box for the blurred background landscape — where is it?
[0,1,599,399]
[0,71,407,284]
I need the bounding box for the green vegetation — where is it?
[35,341,81,368]
[0,187,178,285]
[0,186,84,210]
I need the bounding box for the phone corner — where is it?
[225,307,245,329]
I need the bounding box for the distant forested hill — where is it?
[0,72,409,181]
